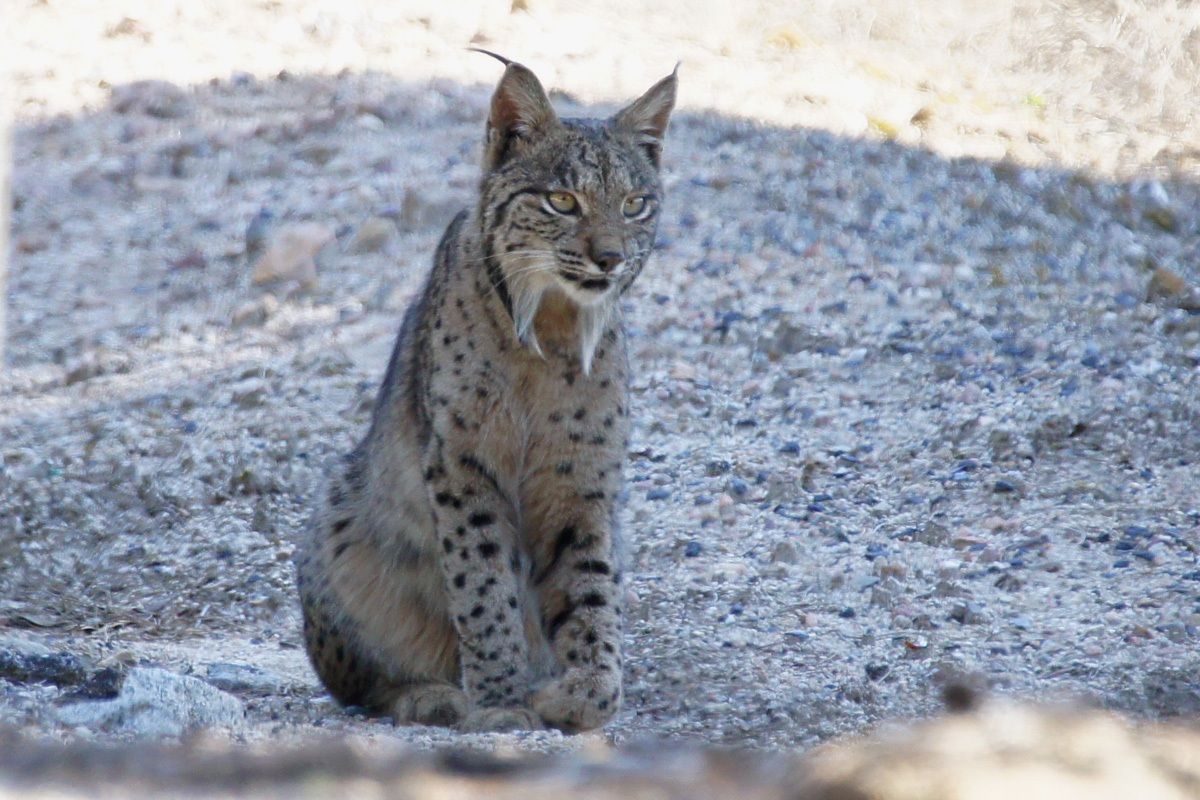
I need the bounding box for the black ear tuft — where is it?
[612,65,678,169]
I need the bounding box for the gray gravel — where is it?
[1,0,1199,752]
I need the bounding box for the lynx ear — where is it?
[479,52,559,171]
[613,65,678,168]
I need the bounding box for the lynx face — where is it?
[476,57,677,366]
[483,122,662,307]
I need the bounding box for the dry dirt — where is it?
[2,0,1199,756]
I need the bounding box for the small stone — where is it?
[915,522,949,546]
[670,361,697,381]
[949,602,989,625]
[244,208,274,260]
[204,663,288,695]
[347,217,398,254]
[684,540,703,558]
[865,664,890,681]
[0,638,89,687]
[295,143,340,166]
[1146,267,1200,311]
[251,222,335,287]
[111,80,192,118]
[231,294,279,328]
[838,607,856,619]
[64,354,106,386]
[771,541,799,564]
[230,378,269,408]
[646,488,671,501]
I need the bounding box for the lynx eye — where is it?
[622,195,648,218]
[546,191,579,215]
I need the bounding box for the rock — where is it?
[1146,267,1200,311]
[251,222,335,287]
[230,294,279,328]
[0,635,88,688]
[770,541,799,564]
[347,217,397,254]
[111,80,192,118]
[765,319,839,357]
[229,378,269,409]
[204,663,288,696]
[949,602,989,625]
[294,143,340,166]
[63,354,106,386]
[56,667,244,739]
[244,208,274,261]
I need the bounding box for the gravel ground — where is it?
[2,0,1199,752]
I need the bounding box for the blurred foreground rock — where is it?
[3,701,1197,799]
[55,667,245,740]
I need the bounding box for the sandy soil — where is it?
[2,0,1199,753]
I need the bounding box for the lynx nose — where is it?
[588,241,625,273]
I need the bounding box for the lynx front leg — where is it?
[524,456,627,731]
[423,442,541,731]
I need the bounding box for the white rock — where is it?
[251,222,335,287]
[56,667,244,739]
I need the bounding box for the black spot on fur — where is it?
[468,511,495,527]
[580,592,607,608]
[332,518,352,534]
[470,605,485,618]
[575,559,611,575]
[453,573,466,588]
[478,541,499,558]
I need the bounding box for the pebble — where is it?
[1146,267,1200,311]
[204,662,289,695]
[771,541,799,564]
[244,208,274,259]
[231,294,279,328]
[110,80,192,118]
[251,222,335,287]
[684,541,703,558]
[347,216,398,254]
[646,488,671,501]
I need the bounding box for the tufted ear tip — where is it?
[612,66,679,168]
[476,51,559,171]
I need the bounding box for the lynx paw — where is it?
[459,706,543,733]
[390,683,469,728]
[531,668,621,732]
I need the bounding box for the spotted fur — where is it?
[295,56,676,732]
